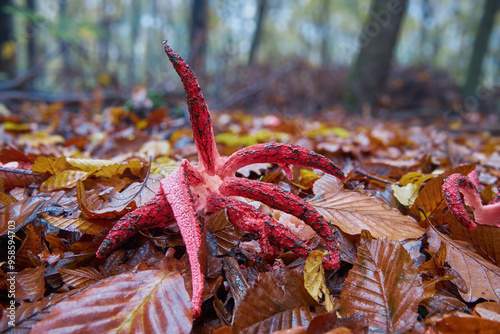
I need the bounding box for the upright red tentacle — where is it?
[162,160,205,318]
[96,186,175,258]
[219,143,345,180]
[207,194,313,260]
[163,41,220,175]
[219,177,340,269]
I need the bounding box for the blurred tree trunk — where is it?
[0,0,14,79]
[462,0,499,98]
[25,0,36,89]
[189,0,208,75]
[59,1,71,91]
[248,0,267,66]
[318,0,330,65]
[128,0,141,84]
[346,0,408,112]
[98,2,110,72]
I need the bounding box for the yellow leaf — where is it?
[66,158,115,172]
[304,250,333,312]
[41,170,88,191]
[392,183,420,207]
[32,157,73,174]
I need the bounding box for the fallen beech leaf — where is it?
[66,158,115,171]
[339,237,423,333]
[0,166,46,188]
[309,175,424,239]
[41,170,88,191]
[473,301,500,322]
[304,251,333,312]
[392,172,433,207]
[32,157,73,174]
[15,266,46,302]
[58,267,105,289]
[31,270,192,334]
[91,160,143,178]
[419,294,468,317]
[433,314,500,333]
[232,270,326,333]
[41,213,108,235]
[448,218,500,266]
[76,173,162,218]
[427,227,500,302]
[206,209,244,256]
[408,164,476,221]
[1,197,45,235]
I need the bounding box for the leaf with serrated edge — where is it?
[233,270,326,333]
[31,270,192,334]
[309,175,424,239]
[427,226,500,302]
[340,237,423,333]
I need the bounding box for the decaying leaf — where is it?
[304,250,334,312]
[309,175,424,240]
[427,226,500,302]
[339,236,423,333]
[31,270,192,334]
[41,213,109,235]
[232,270,327,333]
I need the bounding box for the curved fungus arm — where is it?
[163,41,219,175]
[219,177,340,269]
[443,172,500,229]
[96,186,175,258]
[207,194,313,261]
[219,143,345,180]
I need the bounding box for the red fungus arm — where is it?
[207,194,313,261]
[219,177,340,269]
[96,186,175,258]
[443,172,500,229]
[219,143,344,180]
[163,41,219,175]
[161,160,205,318]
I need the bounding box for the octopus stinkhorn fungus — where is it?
[96,41,345,317]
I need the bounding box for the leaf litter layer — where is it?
[1,44,500,333]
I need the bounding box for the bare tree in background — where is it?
[346,0,408,112]
[248,0,268,66]
[0,0,14,79]
[189,0,208,75]
[462,0,499,98]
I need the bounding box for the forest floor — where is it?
[1,67,500,333]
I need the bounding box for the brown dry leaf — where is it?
[207,209,244,256]
[15,266,46,302]
[57,267,105,289]
[304,250,333,312]
[408,164,476,221]
[339,237,423,333]
[448,219,500,266]
[309,175,424,239]
[473,301,500,322]
[32,157,73,174]
[41,213,109,235]
[427,226,500,302]
[232,270,326,333]
[1,197,46,235]
[76,173,162,218]
[31,270,192,334]
[433,314,500,333]
[419,294,468,317]
[0,166,46,188]
[40,170,88,192]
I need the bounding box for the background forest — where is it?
[0,0,499,119]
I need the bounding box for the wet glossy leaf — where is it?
[31,270,192,334]
[339,237,423,333]
[304,250,333,312]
